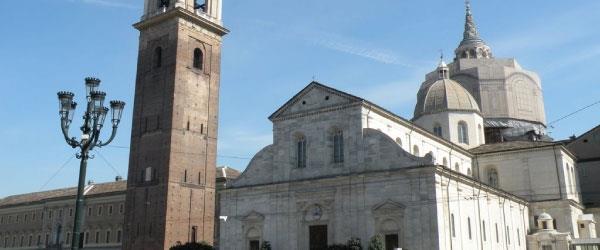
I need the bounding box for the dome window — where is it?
[458,121,469,144]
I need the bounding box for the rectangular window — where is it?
[506,226,510,244]
[45,234,49,246]
[95,231,100,244]
[333,130,344,163]
[28,235,32,246]
[119,204,124,214]
[88,207,92,216]
[69,208,73,217]
[297,137,307,168]
[495,223,499,243]
[451,214,456,237]
[117,230,122,243]
[517,228,520,246]
[482,220,486,241]
[109,205,113,215]
[36,235,40,245]
[85,232,89,245]
[106,231,111,243]
[542,246,552,250]
[467,217,472,239]
[98,206,103,216]
[66,233,70,246]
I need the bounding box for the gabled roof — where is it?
[267,81,474,156]
[268,81,364,121]
[567,124,600,145]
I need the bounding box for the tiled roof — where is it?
[469,141,559,154]
[217,166,241,179]
[0,181,126,208]
[1,166,242,208]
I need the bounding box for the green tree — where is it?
[347,237,363,250]
[368,235,385,250]
[327,244,349,250]
[260,241,272,250]
[169,242,214,250]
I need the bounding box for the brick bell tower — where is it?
[123,0,227,249]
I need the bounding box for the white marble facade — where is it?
[218,83,530,250]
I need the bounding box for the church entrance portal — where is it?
[385,234,399,250]
[249,240,260,250]
[309,225,328,250]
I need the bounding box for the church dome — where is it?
[538,212,553,221]
[414,63,480,119]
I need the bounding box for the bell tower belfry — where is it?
[123,0,228,249]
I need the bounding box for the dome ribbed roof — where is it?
[414,78,480,119]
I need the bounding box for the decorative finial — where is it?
[465,0,471,13]
[462,0,479,42]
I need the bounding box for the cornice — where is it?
[133,7,229,36]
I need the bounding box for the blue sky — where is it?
[0,0,599,198]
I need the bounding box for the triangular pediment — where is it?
[269,82,364,121]
[241,211,265,222]
[372,199,406,213]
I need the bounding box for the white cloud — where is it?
[307,34,410,66]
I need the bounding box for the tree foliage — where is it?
[347,237,363,250]
[261,241,272,250]
[368,235,385,250]
[169,242,214,250]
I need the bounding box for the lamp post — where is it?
[57,77,125,250]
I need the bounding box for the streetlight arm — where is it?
[61,120,80,148]
[96,126,118,148]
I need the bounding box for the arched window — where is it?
[413,145,420,156]
[144,167,153,182]
[433,124,443,137]
[467,168,472,176]
[455,163,460,172]
[442,157,448,167]
[488,168,499,187]
[158,0,169,8]
[333,129,344,163]
[154,47,162,68]
[193,48,203,69]
[458,121,469,144]
[395,137,402,147]
[191,226,198,243]
[478,124,483,144]
[297,135,307,168]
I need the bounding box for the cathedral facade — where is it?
[219,2,600,250]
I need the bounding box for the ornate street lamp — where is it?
[57,77,125,250]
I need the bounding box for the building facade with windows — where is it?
[218,3,599,250]
[0,166,239,250]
